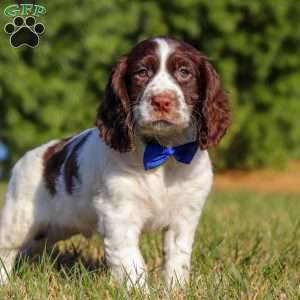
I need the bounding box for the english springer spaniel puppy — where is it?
[0,37,230,288]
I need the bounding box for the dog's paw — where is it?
[4,16,45,48]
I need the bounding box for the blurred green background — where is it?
[0,0,300,172]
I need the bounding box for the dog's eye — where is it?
[135,68,152,78]
[177,66,192,79]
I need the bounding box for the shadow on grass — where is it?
[14,241,108,279]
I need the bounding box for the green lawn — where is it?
[0,182,299,299]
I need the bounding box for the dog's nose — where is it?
[151,93,174,113]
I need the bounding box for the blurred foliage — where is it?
[0,0,299,170]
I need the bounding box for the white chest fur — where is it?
[92,143,213,233]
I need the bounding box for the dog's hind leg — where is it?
[0,248,18,284]
[0,151,49,284]
[0,195,41,285]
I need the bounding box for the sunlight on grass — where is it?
[0,183,299,299]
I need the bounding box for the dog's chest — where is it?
[99,154,210,232]
[135,166,192,230]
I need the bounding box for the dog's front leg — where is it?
[102,216,147,290]
[163,208,201,288]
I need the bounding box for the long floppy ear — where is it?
[196,60,231,149]
[96,56,134,152]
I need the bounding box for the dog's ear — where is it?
[96,56,134,152]
[195,60,231,149]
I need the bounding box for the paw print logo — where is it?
[4,16,45,48]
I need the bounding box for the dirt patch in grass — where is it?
[215,160,300,196]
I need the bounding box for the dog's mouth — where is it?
[138,119,189,138]
[141,119,178,132]
[147,120,175,129]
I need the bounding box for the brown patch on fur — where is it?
[64,132,91,194]
[96,56,134,152]
[43,132,91,196]
[43,137,72,196]
[197,60,231,149]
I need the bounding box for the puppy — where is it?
[0,37,230,288]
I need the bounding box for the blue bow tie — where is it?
[143,141,198,170]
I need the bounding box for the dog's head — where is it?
[96,37,231,152]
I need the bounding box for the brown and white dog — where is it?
[0,37,230,288]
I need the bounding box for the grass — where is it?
[0,183,6,200]
[0,182,299,299]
